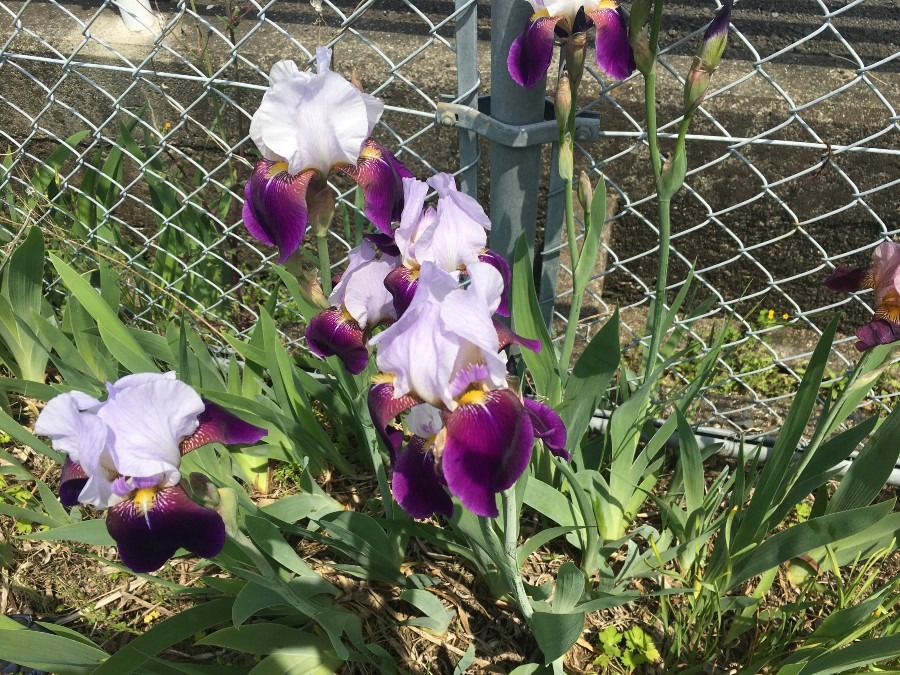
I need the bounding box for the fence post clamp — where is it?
[437,95,601,148]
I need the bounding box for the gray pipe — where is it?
[587,410,900,486]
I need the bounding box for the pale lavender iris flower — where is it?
[305,237,400,374]
[34,372,266,573]
[385,174,511,317]
[243,47,412,262]
[508,0,635,89]
[368,263,566,519]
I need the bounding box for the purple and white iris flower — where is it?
[305,237,400,374]
[243,47,412,263]
[826,241,900,351]
[34,372,266,573]
[385,174,511,318]
[367,262,566,518]
[508,0,635,89]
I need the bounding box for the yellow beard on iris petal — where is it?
[372,372,395,386]
[133,487,159,528]
[457,388,489,406]
[358,144,382,162]
[876,299,900,324]
[266,161,290,179]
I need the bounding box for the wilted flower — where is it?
[34,372,266,573]
[243,47,412,262]
[368,263,565,518]
[508,0,635,89]
[826,241,900,351]
[305,237,400,374]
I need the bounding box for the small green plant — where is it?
[593,625,661,673]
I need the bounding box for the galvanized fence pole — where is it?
[488,0,547,266]
[454,0,479,199]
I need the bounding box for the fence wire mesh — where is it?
[0,0,898,438]
[542,0,900,437]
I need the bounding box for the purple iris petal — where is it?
[363,232,401,258]
[59,458,88,508]
[442,389,534,518]
[479,249,511,317]
[825,265,871,293]
[508,15,561,89]
[523,398,569,460]
[243,160,316,263]
[493,318,542,353]
[589,7,636,81]
[855,319,900,351]
[367,381,420,459]
[392,436,453,519]
[305,307,370,375]
[106,484,226,574]
[704,0,733,41]
[698,0,733,68]
[180,402,267,455]
[384,266,419,317]
[338,140,413,236]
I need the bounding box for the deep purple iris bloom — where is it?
[508,0,635,89]
[305,237,400,374]
[243,47,412,263]
[367,262,566,519]
[826,241,900,351]
[34,372,266,573]
[385,174,511,318]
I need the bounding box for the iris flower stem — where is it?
[645,197,671,377]
[501,488,533,622]
[560,70,582,373]
[316,233,332,297]
[643,0,668,377]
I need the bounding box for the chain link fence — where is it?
[0,0,898,438]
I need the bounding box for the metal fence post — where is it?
[488,0,547,266]
[454,0,479,199]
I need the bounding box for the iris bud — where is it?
[555,75,572,134]
[565,32,587,90]
[629,0,652,37]
[683,58,714,114]
[559,132,574,181]
[630,26,654,76]
[683,0,732,115]
[698,0,732,70]
[577,171,593,212]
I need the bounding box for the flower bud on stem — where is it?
[577,171,593,214]
[629,0,655,75]
[683,0,732,116]
[284,250,331,311]
[564,32,587,91]
[555,75,571,135]
[683,57,714,115]
[558,131,574,181]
